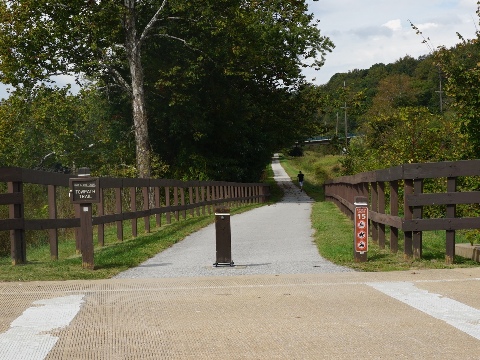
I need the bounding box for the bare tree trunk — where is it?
[125,5,151,179]
[130,51,151,179]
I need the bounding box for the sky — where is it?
[0,0,478,97]
[305,0,479,85]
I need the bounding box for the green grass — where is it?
[0,215,216,281]
[281,146,479,271]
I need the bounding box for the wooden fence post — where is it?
[130,187,137,237]
[115,187,123,241]
[206,185,212,214]
[404,179,413,259]
[371,181,378,243]
[378,181,386,249]
[97,187,105,247]
[143,186,150,233]
[155,186,161,227]
[195,185,200,216]
[180,187,186,220]
[8,181,26,265]
[413,179,424,259]
[389,180,399,253]
[189,186,194,217]
[165,186,171,224]
[173,186,179,221]
[446,177,456,264]
[48,184,58,260]
[75,203,81,252]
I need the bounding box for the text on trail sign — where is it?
[69,178,100,204]
[355,206,368,253]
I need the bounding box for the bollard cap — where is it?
[78,167,91,177]
[354,196,368,206]
[215,207,230,216]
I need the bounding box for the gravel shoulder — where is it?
[114,155,352,279]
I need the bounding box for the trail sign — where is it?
[354,196,368,262]
[69,178,100,204]
[69,167,97,270]
[355,207,368,252]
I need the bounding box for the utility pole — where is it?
[340,81,348,150]
[435,68,444,113]
[336,112,339,136]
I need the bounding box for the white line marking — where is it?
[0,295,85,360]
[368,282,480,340]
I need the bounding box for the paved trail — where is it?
[114,155,351,279]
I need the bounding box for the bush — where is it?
[288,146,303,157]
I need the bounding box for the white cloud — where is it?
[417,22,439,30]
[382,19,402,32]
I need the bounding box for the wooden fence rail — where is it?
[0,167,270,265]
[324,160,480,264]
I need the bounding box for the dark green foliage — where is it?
[140,0,332,181]
[288,146,304,157]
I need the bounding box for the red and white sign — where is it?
[355,206,368,253]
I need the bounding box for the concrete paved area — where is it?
[1,269,480,359]
[1,157,480,359]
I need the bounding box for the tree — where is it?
[0,0,154,176]
[0,86,128,173]
[341,106,470,174]
[366,74,421,118]
[435,38,480,156]
[410,11,480,154]
[0,0,333,180]
[121,0,334,181]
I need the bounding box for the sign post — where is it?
[69,167,99,269]
[354,196,368,262]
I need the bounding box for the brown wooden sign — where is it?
[69,178,100,204]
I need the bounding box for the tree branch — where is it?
[156,33,215,63]
[138,0,168,46]
[98,61,132,95]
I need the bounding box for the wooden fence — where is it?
[0,167,270,265]
[324,160,480,264]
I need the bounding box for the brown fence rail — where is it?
[324,160,480,264]
[0,167,270,265]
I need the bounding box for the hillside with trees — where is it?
[312,30,480,175]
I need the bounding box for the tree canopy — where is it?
[0,0,333,181]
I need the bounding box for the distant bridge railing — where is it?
[0,167,270,265]
[324,160,480,264]
[304,134,358,144]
